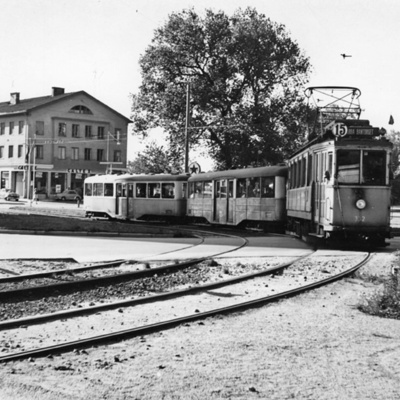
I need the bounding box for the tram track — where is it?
[0,251,370,363]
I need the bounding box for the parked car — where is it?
[0,188,20,201]
[54,189,82,201]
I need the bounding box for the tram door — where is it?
[115,183,123,216]
[213,179,233,224]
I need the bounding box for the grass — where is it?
[0,212,188,236]
[358,273,400,319]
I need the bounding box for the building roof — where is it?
[0,90,132,123]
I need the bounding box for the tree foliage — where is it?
[127,142,183,174]
[131,7,312,170]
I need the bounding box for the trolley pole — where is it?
[184,82,190,174]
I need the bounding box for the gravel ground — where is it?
[1,252,398,399]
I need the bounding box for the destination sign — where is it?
[347,128,374,136]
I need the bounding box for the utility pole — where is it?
[184,82,190,173]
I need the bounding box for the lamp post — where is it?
[101,131,121,174]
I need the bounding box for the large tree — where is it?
[131,7,311,170]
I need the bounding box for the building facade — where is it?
[0,87,131,199]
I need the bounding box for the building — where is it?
[0,87,131,199]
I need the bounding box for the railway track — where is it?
[0,251,370,363]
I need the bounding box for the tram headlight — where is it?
[356,199,366,210]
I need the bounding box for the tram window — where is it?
[228,180,234,198]
[194,182,203,198]
[362,151,386,185]
[301,158,306,187]
[237,179,246,197]
[121,184,127,197]
[182,183,187,198]
[337,150,360,184]
[203,181,212,198]
[307,154,313,185]
[162,183,175,198]
[85,183,92,196]
[104,183,113,197]
[116,184,122,197]
[188,182,195,198]
[93,183,103,196]
[247,177,261,198]
[327,152,333,180]
[219,180,227,198]
[127,184,134,198]
[136,183,147,198]
[261,177,274,198]
[148,183,161,198]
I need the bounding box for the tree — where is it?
[128,141,183,174]
[131,7,311,170]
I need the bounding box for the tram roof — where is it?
[85,173,189,183]
[188,165,287,182]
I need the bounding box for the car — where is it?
[54,189,82,201]
[0,188,20,201]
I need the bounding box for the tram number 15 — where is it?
[333,123,348,137]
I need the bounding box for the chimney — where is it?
[10,92,20,105]
[52,87,65,96]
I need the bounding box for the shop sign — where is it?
[56,184,61,193]
[75,174,82,179]
[36,172,43,178]
[17,165,37,170]
[67,168,90,174]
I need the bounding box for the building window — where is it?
[35,145,44,159]
[84,148,91,160]
[9,122,14,135]
[97,149,104,161]
[114,150,122,162]
[98,126,105,139]
[69,105,93,115]
[72,147,79,160]
[0,146,4,158]
[8,145,13,158]
[58,122,67,137]
[18,121,24,134]
[58,146,66,159]
[36,121,44,135]
[18,145,23,158]
[85,125,92,138]
[0,123,5,135]
[72,124,80,138]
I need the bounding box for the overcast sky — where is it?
[1,0,399,160]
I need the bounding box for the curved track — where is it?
[0,251,370,363]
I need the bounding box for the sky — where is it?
[1,0,399,163]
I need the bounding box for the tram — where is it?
[286,87,393,245]
[84,173,188,220]
[187,165,287,230]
